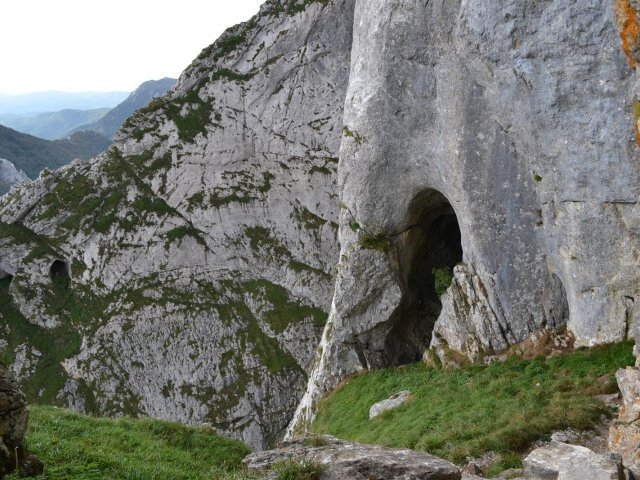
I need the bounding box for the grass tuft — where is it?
[272,458,324,480]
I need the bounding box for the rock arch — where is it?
[384,189,463,365]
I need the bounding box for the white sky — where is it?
[0,0,265,94]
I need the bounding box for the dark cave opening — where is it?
[49,260,70,290]
[385,190,463,365]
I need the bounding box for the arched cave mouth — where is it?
[49,260,70,290]
[385,190,463,366]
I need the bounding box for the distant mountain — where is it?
[0,125,110,178]
[74,78,176,139]
[0,158,28,196]
[0,91,129,115]
[0,108,110,140]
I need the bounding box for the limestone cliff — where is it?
[288,0,640,434]
[0,0,354,450]
[1,0,639,454]
[0,159,28,196]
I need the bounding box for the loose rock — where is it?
[525,441,623,480]
[369,391,412,419]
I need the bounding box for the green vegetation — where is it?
[0,277,82,405]
[211,68,256,83]
[634,99,640,122]
[245,226,290,258]
[9,406,251,480]
[244,279,327,333]
[164,90,214,142]
[342,126,365,145]
[432,267,454,297]
[312,342,634,474]
[164,226,207,248]
[272,459,324,480]
[271,0,330,16]
[357,232,390,252]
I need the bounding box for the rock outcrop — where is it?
[1,0,640,454]
[244,435,461,480]
[0,0,354,450]
[0,362,28,477]
[288,0,640,434]
[525,442,623,480]
[0,159,28,197]
[610,367,640,476]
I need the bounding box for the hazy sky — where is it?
[0,0,265,94]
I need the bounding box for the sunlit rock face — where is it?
[288,0,640,434]
[0,0,355,450]
[2,0,640,452]
[0,159,28,196]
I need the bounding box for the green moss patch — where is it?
[244,279,327,333]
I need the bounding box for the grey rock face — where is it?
[610,367,640,476]
[0,362,28,477]
[288,0,640,434]
[0,159,28,197]
[369,390,411,419]
[524,441,623,480]
[244,435,461,480]
[0,0,354,450]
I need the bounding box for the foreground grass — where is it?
[9,406,253,480]
[312,342,634,474]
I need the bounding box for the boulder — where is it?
[369,391,412,419]
[0,362,28,476]
[244,435,461,480]
[524,441,623,480]
[610,367,640,477]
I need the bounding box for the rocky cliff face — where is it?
[0,0,354,450]
[1,0,639,455]
[0,159,28,196]
[288,0,640,433]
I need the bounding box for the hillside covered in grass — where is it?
[9,406,252,480]
[312,342,635,475]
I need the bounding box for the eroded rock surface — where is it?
[0,362,27,477]
[0,159,28,197]
[525,441,623,480]
[244,435,461,480]
[610,367,640,476]
[0,0,355,450]
[289,0,640,434]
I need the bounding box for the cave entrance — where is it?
[385,190,463,365]
[49,260,70,291]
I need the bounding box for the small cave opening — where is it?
[49,260,70,291]
[1,273,14,289]
[385,190,463,365]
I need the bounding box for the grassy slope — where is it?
[9,406,252,480]
[312,342,634,474]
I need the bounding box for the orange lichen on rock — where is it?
[616,0,640,67]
